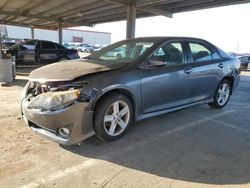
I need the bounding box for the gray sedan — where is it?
[21,37,241,145]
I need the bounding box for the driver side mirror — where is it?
[147,56,167,67]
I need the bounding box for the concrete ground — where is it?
[0,66,250,188]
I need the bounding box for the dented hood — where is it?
[29,60,126,81]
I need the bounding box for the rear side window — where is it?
[189,43,220,62]
[41,41,56,49]
[55,43,65,49]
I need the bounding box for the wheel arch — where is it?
[222,76,234,94]
[92,88,136,119]
[58,54,68,61]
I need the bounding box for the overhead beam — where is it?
[53,1,106,19]
[34,0,73,16]
[136,0,183,7]
[4,0,35,23]
[0,20,57,30]
[139,6,172,18]
[0,10,93,28]
[25,0,53,11]
[65,4,121,22]
[108,0,173,18]
[0,0,9,10]
[87,12,148,25]
[72,7,125,22]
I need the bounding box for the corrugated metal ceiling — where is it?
[0,0,249,29]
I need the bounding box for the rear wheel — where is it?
[94,93,133,141]
[59,56,68,62]
[208,79,231,109]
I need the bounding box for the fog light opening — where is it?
[58,128,70,137]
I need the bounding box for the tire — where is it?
[94,93,133,141]
[59,56,68,62]
[208,79,231,109]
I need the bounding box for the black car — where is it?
[239,55,250,70]
[7,40,79,64]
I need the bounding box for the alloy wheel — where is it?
[217,83,230,106]
[103,100,130,136]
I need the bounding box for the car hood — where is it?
[29,59,126,81]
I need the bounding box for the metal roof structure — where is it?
[0,0,250,30]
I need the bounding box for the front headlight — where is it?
[27,89,80,111]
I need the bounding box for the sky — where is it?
[74,3,250,54]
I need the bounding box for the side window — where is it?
[150,42,184,66]
[41,41,56,50]
[55,43,65,49]
[189,43,220,62]
[21,40,36,50]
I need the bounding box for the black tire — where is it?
[208,79,231,109]
[94,93,133,141]
[58,56,68,62]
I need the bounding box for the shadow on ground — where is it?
[16,65,42,76]
[62,73,250,185]
[9,79,28,87]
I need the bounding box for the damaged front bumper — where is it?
[21,99,95,145]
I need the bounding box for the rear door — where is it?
[187,41,225,101]
[39,41,58,63]
[141,41,193,114]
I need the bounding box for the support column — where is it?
[31,27,35,40]
[126,0,136,39]
[0,32,2,59]
[58,23,63,45]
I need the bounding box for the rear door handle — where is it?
[218,63,224,68]
[184,68,192,74]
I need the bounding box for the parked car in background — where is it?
[92,44,104,53]
[66,43,79,50]
[103,47,126,59]
[21,37,241,145]
[77,44,93,53]
[238,55,250,70]
[7,40,79,64]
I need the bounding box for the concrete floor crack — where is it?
[100,167,127,188]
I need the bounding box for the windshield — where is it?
[87,40,154,63]
[9,40,36,50]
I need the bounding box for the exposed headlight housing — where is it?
[27,89,80,111]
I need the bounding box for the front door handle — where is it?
[184,68,192,74]
[218,63,224,69]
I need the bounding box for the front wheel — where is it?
[208,79,231,109]
[94,93,133,141]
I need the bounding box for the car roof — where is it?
[124,36,211,43]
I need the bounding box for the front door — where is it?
[17,40,37,63]
[141,41,193,114]
[39,41,58,63]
